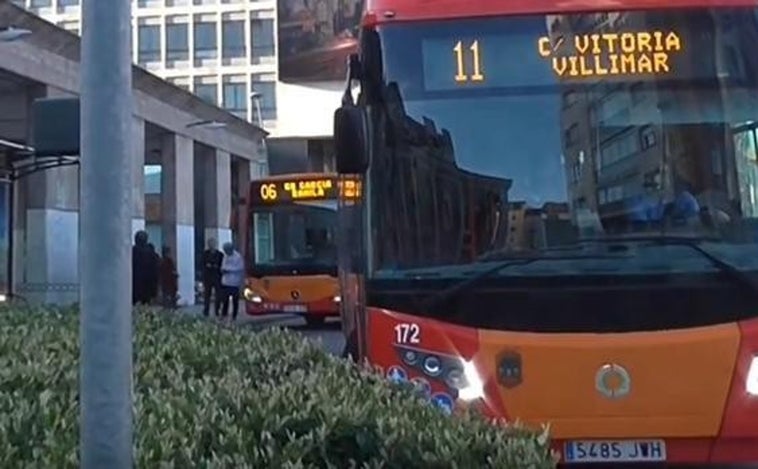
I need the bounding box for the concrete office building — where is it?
[0,1,267,305]
[19,0,358,174]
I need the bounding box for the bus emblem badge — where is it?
[497,351,523,388]
[595,363,631,399]
[291,290,300,300]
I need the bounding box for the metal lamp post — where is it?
[79,0,134,466]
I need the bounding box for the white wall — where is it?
[268,81,343,139]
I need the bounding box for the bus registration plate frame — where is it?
[564,439,666,463]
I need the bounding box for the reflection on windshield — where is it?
[252,201,337,267]
[367,7,758,275]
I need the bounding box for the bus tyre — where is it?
[305,315,325,328]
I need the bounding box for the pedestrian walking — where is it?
[159,246,179,309]
[201,237,223,317]
[146,243,161,304]
[219,242,244,322]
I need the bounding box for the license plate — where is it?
[283,304,307,313]
[564,440,666,463]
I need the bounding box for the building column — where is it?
[251,158,269,179]
[203,149,232,248]
[235,156,252,201]
[161,133,195,306]
[132,116,145,238]
[23,166,79,304]
[20,86,79,304]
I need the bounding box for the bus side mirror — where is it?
[334,105,368,175]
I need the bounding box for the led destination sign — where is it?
[250,176,362,204]
[537,31,682,78]
[419,16,704,92]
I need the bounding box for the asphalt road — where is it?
[182,304,345,356]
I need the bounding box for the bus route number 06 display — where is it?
[259,183,277,201]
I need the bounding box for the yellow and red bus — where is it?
[242,173,360,326]
[333,0,758,464]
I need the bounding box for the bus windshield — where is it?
[251,200,338,275]
[368,7,758,280]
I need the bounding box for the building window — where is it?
[630,82,645,104]
[58,0,78,6]
[251,18,275,61]
[58,21,80,35]
[600,131,638,168]
[138,24,161,63]
[640,126,656,150]
[166,23,189,61]
[194,83,218,105]
[30,0,51,7]
[222,20,246,58]
[572,161,581,183]
[562,90,578,108]
[597,90,631,122]
[564,123,579,146]
[193,21,217,59]
[144,165,162,194]
[250,79,276,120]
[598,184,625,204]
[168,77,190,91]
[643,170,662,190]
[223,82,247,118]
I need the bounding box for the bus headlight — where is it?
[243,288,262,303]
[333,295,341,303]
[454,360,485,401]
[747,356,758,396]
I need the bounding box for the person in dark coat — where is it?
[132,230,154,305]
[201,237,224,317]
[146,243,161,304]
[159,246,179,309]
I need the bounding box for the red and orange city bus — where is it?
[241,173,360,326]
[333,0,758,464]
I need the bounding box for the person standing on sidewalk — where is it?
[132,230,154,306]
[219,241,245,322]
[146,243,161,304]
[201,237,224,317]
[159,246,179,309]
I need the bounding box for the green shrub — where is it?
[0,305,556,468]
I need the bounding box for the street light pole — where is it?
[79,0,133,466]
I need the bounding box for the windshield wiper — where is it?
[420,236,758,313]
[577,235,758,297]
[420,253,625,313]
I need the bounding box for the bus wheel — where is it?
[305,315,325,328]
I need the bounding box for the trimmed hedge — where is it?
[0,305,556,467]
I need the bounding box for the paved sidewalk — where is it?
[176,302,345,355]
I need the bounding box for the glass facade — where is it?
[23,0,278,126]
